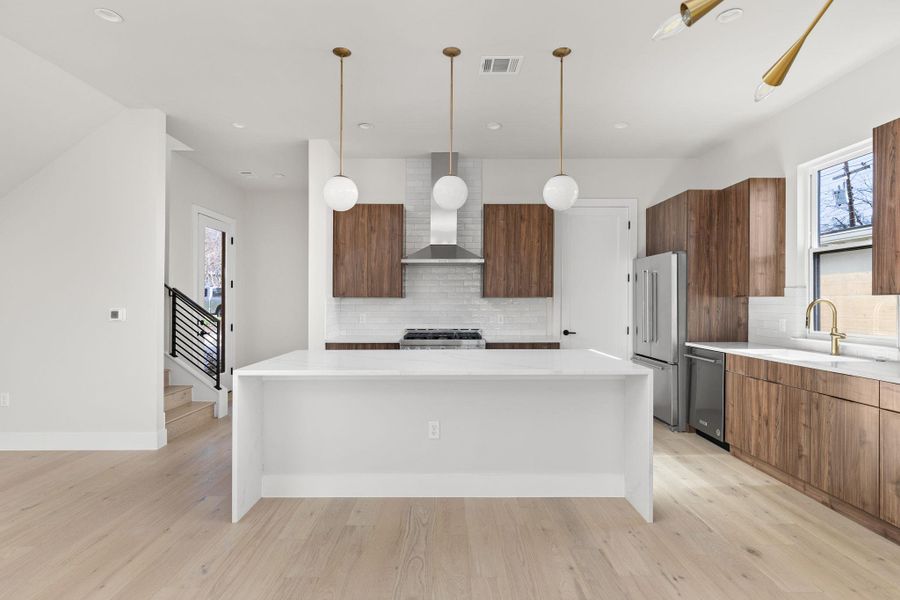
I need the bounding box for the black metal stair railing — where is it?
[165,285,222,390]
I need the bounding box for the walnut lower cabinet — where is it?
[723,355,897,541]
[727,372,811,482]
[882,409,900,528]
[808,392,880,516]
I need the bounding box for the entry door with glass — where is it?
[197,212,234,389]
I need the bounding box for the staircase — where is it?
[164,369,214,440]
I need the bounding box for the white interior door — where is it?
[196,212,235,389]
[558,204,634,358]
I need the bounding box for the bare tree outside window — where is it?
[817,152,873,240]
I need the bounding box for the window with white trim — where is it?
[808,145,898,344]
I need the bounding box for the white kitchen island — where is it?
[232,349,654,523]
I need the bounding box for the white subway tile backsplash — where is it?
[327,158,552,340]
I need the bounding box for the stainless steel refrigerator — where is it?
[632,252,688,431]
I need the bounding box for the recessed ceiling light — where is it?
[613,122,630,130]
[93,8,124,23]
[232,122,246,129]
[357,122,374,130]
[717,8,744,24]
[486,122,502,131]
[273,173,286,179]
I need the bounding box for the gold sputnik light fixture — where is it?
[432,47,469,211]
[542,47,578,211]
[755,0,834,102]
[323,47,359,211]
[652,0,725,40]
[652,0,835,101]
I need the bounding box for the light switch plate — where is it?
[109,308,126,321]
[0,392,9,407]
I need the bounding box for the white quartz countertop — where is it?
[686,341,900,384]
[324,335,561,344]
[236,349,651,379]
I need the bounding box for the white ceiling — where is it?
[1,0,899,192]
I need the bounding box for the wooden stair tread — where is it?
[165,384,192,396]
[165,401,214,424]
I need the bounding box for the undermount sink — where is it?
[738,348,868,363]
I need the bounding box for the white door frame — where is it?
[553,198,638,351]
[192,205,236,390]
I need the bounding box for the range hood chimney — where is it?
[401,152,484,264]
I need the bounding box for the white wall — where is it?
[308,140,338,349]
[0,34,122,198]
[239,190,309,366]
[166,151,244,295]
[343,158,405,203]
[0,109,168,449]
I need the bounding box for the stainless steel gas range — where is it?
[400,328,486,350]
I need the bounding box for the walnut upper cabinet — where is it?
[718,178,786,298]
[483,204,554,298]
[645,190,747,341]
[873,118,900,295]
[333,204,404,298]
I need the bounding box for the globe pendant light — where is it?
[543,47,578,211]
[323,47,359,211]
[432,47,468,211]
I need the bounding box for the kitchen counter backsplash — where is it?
[326,158,553,340]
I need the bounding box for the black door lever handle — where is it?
[563,330,577,336]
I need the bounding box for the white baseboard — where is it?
[0,431,161,451]
[262,473,625,498]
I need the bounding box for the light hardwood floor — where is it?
[2,420,900,599]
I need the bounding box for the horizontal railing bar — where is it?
[174,313,217,337]
[173,332,219,367]
[173,328,218,359]
[174,298,219,324]
[165,284,219,322]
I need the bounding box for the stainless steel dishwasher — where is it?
[686,347,725,443]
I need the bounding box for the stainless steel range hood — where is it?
[401,153,484,265]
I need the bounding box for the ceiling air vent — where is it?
[480,56,523,75]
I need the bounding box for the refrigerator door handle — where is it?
[642,270,650,343]
[651,271,658,343]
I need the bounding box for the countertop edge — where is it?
[685,341,900,385]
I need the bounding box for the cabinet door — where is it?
[717,180,749,298]
[645,193,687,256]
[483,204,553,297]
[725,372,747,450]
[365,205,404,297]
[873,118,900,295]
[770,385,811,482]
[881,409,900,527]
[333,204,404,298]
[745,377,773,464]
[747,178,786,297]
[809,393,880,515]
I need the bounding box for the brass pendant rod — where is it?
[559,54,564,176]
[803,0,834,44]
[762,0,833,87]
[339,55,344,176]
[449,53,454,176]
